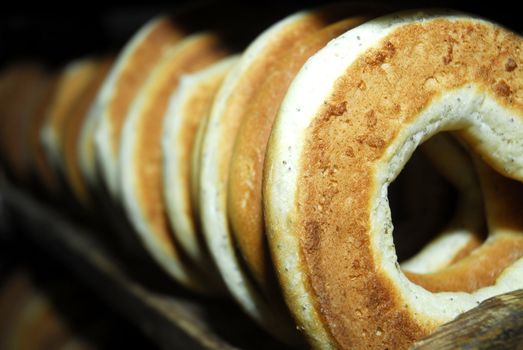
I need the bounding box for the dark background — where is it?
[1,1,522,69]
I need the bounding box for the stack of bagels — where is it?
[1,4,522,349]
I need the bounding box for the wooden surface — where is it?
[1,185,289,350]
[2,184,523,350]
[413,290,523,349]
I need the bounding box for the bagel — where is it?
[83,1,284,195]
[119,32,230,293]
[162,56,238,271]
[227,16,372,294]
[189,100,208,230]
[15,72,61,194]
[41,59,101,182]
[264,11,523,349]
[198,7,371,342]
[88,16,185,197]
[61,57,113,206]
[0,63,47,183]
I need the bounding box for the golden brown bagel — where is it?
[199,6,374,342]
[264,11,523,349]
[91,16,185,197]
[0,63,47,183]
[119,32,230,293]
[61,57,113,206]
[42,59,101,183]
[27,73,61,193]
[227,16,370,294]
[162,56,238,271]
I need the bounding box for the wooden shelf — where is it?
[1,185,289,350]
[2,184,523,350]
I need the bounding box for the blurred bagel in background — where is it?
[162,56,238,275]
[0,63,48,184]
[41,59,104,193]
[62,57,114,207]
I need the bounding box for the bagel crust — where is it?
[91,16,184,195]
[227,16,369,292]
[163,56,238,269]
[265,12,523,349]
[120,33,229,293]
[199,9,342,343]
[63,58,113,206]
[42,59,99,178]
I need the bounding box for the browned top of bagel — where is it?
[47,61,100,145]
[200,8,361,340]
[266,16,523,349]
[305,23,520,348]
[107,18,185,155]
[133,34,229,256]
[227,16,370,292]
[163,57,235,272]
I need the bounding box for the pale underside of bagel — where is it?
[41,59,100,183]
[401,134,485,273]
[162,56,238,271]
[199,8,356,343]
[190,100,209,225]
[91,16,185,197]
[227,16,371,295]
[120,32,229,293]
[62,57,113,206]
[264,11,523,349]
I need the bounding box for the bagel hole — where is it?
[389,142,458,263]
[389,138,523,293]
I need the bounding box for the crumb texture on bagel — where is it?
[120,33,229,293]
[163,56,237,268]
[94,16,184,196]
[227,16,369,292]
[199,9,343,343]
[265,12,523,349]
